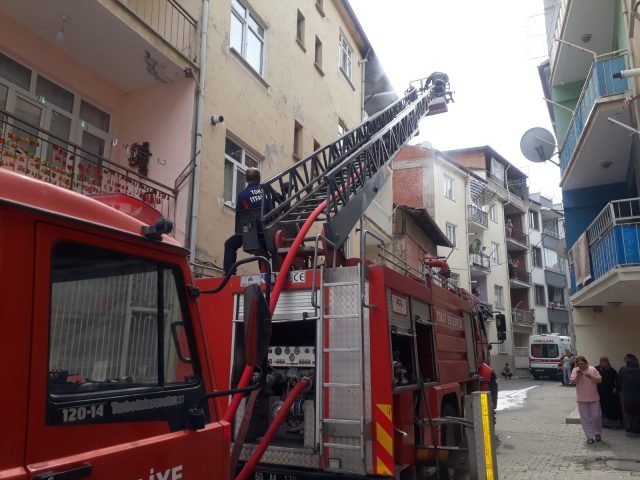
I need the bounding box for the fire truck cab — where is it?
[0,169,236,480]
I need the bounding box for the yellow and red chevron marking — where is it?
[374,403,394,476]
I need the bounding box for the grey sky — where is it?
[350,0,562,202]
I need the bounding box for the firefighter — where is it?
[224,167,263,275]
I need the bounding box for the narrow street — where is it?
[495,378,640,479]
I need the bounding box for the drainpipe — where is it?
[188,0,209,263]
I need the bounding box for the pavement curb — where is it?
[565,406,580,424]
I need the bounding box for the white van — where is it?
[529,334,573,380]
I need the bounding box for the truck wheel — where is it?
[438,403,462,480]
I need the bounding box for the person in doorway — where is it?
[562,350,573,386]
[618,354,640,437]
[596,356,621,428]
[501,363,513,379]
[571,355,603,444]
[223,168,263,275]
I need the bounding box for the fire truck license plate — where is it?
[253,472,297,480]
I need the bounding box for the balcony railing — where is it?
[509,266,531,285]
[543,227,561,239]
[582,198,640,284]
[506,226,529,247]
[548,302,569,311]
[512,308,535,326]
[468,204,488,228]
[469,252,491,272]
[0,110,175,222]
[548,0,569,59]
[559,54,629,176]
[119,0,199,63]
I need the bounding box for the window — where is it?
[445,223,457,248]
[338,118,347,136]
[530,343,559,359]
[494,285,504,309]
[224,137,260,204]
[315,0,324,15]
[230,0,266,76]
[48,242,197,396]
[0,52,31,90]
[36,75,74,113]
[532,246,543,268]
[313,139,321,152]
[529,210,540,230]
[490,242,500,265]
[315,36,323,70]
[537,324,549,334]
[548,286,565,306]
[443,174,454,200]
[543,247,561,272]
[293,121,303,160]
[534,285,546,306]
[0,82,7,110]
[339,32,353,81]
[296,10,305,47]
[490,158,505,185]
[487,203,496,222]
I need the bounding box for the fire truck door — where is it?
[25,224,228,480]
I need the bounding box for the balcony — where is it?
[1,0,197,91]
[0,109,175,222]
[559,54,631,191]
[469,252,491,275]
[549,0,616,87]
[467,204,488,232]
[570,198,640,306]
[118,0,199,63]
[509,266,531,288]
[506,226,529,251]
[512,308,535,327]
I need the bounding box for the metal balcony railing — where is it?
[543,227,561,239]
[0,109,175,222]
[469,252,491,272]
[548,0,569,59]
[512,308,535,326]
[509,266,531,285]
[506,226,529,247]
[559,54,629,176]
[548,302,569,311]
[468,204,488,228]
[119,0,199,63]
[584,197,640,283]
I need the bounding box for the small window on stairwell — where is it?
[296,10,305,48]
[445,223,457,248]
[338,118,347,136]
[443,174,455,200]
[293,121,303,160]
[315,36,323,71]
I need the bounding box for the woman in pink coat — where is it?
[571,355,603,444]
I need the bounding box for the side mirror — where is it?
[243,284,272,367]
[495,313,506,335]
[497,331,507,342]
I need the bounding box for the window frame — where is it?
[445,222,457,248]
[296,10,305,49]
[494,285,504,309]
[443,174,455,200]
[534,284,546,306]
[338,31,353,82]
[490,241,500,265]
[293,121,303,160]
[532,246,543,268]
[487,204,497,223]
[315,35,324,72]
[230,0,267,77]
[224,136,261,207]
[529,210,540,230]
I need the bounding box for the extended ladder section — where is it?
[261,72,453,254]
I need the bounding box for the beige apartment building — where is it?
[193,0,394,270]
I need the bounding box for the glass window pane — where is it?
[81,131,105,159]
[0,83,7,110]
[224,160,234,202]
[0,52,31,90]
[36,75,74,113]
[14,97,42,154]
[232,0,246,17]
[236,168,245,195]
[248,15,263,37]
[245,154,258,168]
[80,132,105,178]
[80,100,110,132]
[47,111,72,166]
[163,270,195,383]
[246,31,263,74]
[230,13,244,52]
[225,138,242,162]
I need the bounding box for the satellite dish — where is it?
[520,127,556,163]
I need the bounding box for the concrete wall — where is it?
[196,0,365,266]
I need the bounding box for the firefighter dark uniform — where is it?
[223,182,263,274]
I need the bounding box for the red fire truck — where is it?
[1,72,501,480]
[198,74,502,479]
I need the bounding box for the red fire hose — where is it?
[235,378,312,480]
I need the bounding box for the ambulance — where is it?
[529,334,573,380]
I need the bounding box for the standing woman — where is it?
[618,355,640,437]
[571,356,603,444]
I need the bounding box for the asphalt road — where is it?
[494,377,640,479]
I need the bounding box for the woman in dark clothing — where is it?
[618,355,640,437]
[596,357,621,428]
